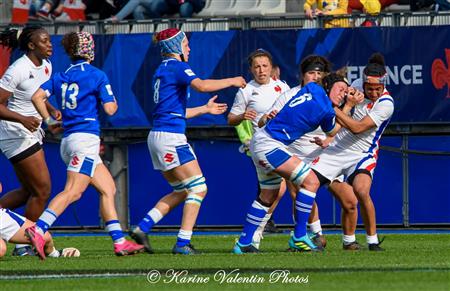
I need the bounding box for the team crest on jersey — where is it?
[184,69,195,77]
[45,66,49,75]
[164,153,175,163]
[367,102,374,109]
[274,85,282,93]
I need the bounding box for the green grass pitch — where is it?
[0,233,449,290]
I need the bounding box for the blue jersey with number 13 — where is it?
[41,60,116,137]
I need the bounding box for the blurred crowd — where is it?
[10,0,206,24]
[9,0,450,25]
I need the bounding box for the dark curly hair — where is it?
[0,25,47,52]
[61,32,80,60]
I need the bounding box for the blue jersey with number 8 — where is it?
[41,60,116,137]
[151,58,198,134]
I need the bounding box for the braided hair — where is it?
[61,31,95,62]
[0,25,46,52]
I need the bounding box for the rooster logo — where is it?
[431,49,450,98]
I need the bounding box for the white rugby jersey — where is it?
[267,85,326,157]
[230,78,290,129]
[0,55,52,117]
[332,78,394,154]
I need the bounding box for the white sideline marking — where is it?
[0,272,147,280]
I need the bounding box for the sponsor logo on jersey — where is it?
[184,69,195,77]
[431,49,450,98]
[311,156,320,165]
[71,156,80,166]
[252,91,259,96]
[29,72,34,79]
[164,153,174,163]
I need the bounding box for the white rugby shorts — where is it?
[0,120,44,159]
[148,131,197,171]
[0,208,25,242]
[60,133,102,177]
[311,146,378,183]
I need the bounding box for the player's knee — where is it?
[342,196,358,213]
[258,175,283,192]
[183,175,207,206]
[301,171,320,192]
[66,189,84,202]
[258,190,278,207]
[291,161,313,188]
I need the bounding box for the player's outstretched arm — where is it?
[191,77,246,93]
[186,95,228,119]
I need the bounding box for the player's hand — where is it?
[50,108,62,121]
[267,109,279,120]
[205,95,228,115]
[346,87,364,107]
[310,136,330,149]
[232,77,247,88]
[20,115,41,132]
[243,109,257,121]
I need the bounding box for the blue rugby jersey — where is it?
[41,60,115,137]
[151,58,198,134]
[264,82,336,145]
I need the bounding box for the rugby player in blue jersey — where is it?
[26,32,144,260]
[233,72,357,253]
[128,28,246,255]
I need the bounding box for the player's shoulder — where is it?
[274,79,290,90]
[8,55,30,74]
[239,79,258,94]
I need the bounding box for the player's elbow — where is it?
[103,102,118,116]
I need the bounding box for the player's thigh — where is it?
[163,159,203,183]
[13,148,51,194]
[90,163,116,196]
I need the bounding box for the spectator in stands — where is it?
[83,0,125,20]
[348,0,398,13]
[37,0,86,22]
[304,0,350,28]
[11,0,32,24]
[358,0,381,26]
[108,0,154,21]
[150,0,206,18]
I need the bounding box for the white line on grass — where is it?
[0,272,147,280]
